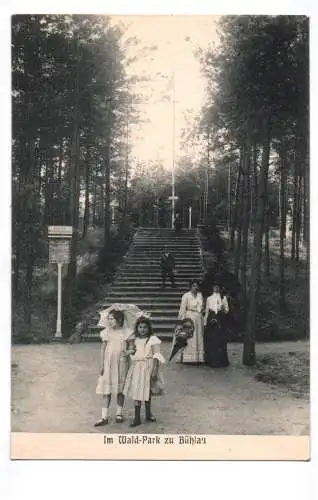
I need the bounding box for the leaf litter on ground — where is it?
[254,351,309,398]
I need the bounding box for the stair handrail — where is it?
[110,226,141,281]
[194,226,206,278]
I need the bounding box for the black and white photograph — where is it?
[10,13,310,460]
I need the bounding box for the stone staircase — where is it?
[85,227,204,340]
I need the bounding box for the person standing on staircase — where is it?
[160,246,176,288]
[174,212,182,237]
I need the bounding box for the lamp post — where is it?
[189,206,192,229]
[171,68,176,228]
[204,129,210,221]
[228,162,231,233]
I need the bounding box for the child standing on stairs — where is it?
[94,310,135,427]
[123,316,165,427]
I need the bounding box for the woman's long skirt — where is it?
[204,312,229,368]
[181,311,205,364]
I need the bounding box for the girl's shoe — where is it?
[145,401,156,422]
[145,414,156,422]
[130,406,141,427]
[94,418,108,427]
[130,419,141,427]
[115,415,124,423]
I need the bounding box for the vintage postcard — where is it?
[10,13,310,461]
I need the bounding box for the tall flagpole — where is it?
[171,69,176,229]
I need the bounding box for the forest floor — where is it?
[219,228,309,340]
[11,340,309,435]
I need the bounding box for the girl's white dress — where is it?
[178,291,204,363]
[96,327,132,395]
[123,335,164,402]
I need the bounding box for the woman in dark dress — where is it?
[203,285,230,367]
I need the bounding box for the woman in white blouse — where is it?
[178,280,204,364]
[204,285,230,367]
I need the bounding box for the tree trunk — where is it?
[230,163,241,251]
[291,153,298,260]
[251,143,258,234]
[12,244,21,299]
[63,38,81,336]
[123,112,129,224]
[295,172,302,262]
[302,131,309,249]
[240,142,251,307]
[82,156,90,239]
[92,181,97,226]
[279,147,287,311]
[264,211,270,277]
[234,151,244,277]
[302,167,308,246]
[23,235,35,333]
[104,143,111,248]
[58,138,63,185]
[43,151,54,225]
[243,125,271,365]
[22,136,37,334]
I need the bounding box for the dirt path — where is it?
[11,341,309,435]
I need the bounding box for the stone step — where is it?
[133,234,197,238]
[107,288,184,295]
[136,230,196,233]
[127,256,201,262]
[115,281,200,287]
[114,279,195,285]
[116,276,202,282]
[139,315,179,322]
[127,248,200,253]
[110,287,188,294]
[128,247,201,252]
[134,236,197,240]
[100,301,181,309]
[122,263,202,269]
[103,287,182,298]
[117,269,203,276]
[132,239,198,243]
[133,241,197,246]
[106,292,184,299]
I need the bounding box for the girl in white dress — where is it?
[178,280,204,363]
[94,310,134,427]
[124,317,165,427]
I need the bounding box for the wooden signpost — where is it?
[48,226,73,339]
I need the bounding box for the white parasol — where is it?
[98,303,151,331]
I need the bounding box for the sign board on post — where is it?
[48,226,73,339]
[48,226,73,238]
[49,239,71,264]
